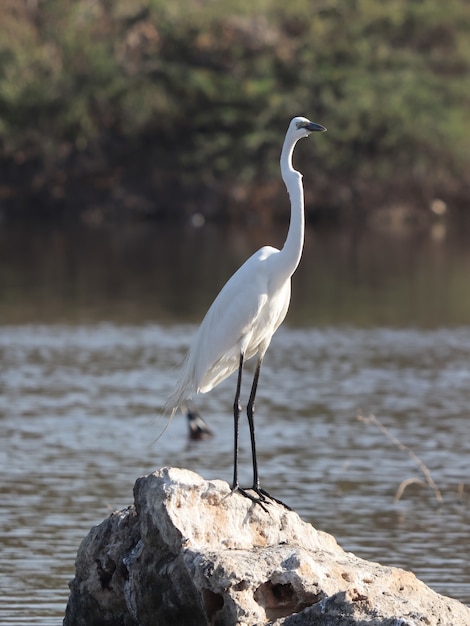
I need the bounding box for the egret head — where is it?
[290,116,327,139]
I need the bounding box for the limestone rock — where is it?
[64,467,470,625]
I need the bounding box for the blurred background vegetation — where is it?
[0,0,469,223]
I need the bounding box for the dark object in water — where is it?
[185,409,214,441]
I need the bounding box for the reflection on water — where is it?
[0,222,470,623]
[0,219,469,326]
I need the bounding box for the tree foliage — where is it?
[0,0,468,218]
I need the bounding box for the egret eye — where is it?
[295,121,306,130]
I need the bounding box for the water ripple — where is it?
[1,324,469,623]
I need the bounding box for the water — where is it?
[0,221,469,623]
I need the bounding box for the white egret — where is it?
[166,116,326,506]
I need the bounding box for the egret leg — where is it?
[232,353,244,491]
[246,357,292,511]
[246,357,262,491]
[231,353,268,512]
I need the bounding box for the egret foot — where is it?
[231,485,269,513]
[257,487,292,511]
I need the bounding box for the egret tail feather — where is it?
[154,358,194,445]
[152,405,178,446]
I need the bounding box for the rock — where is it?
[64,467,470,626]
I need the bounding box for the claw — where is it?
[257,488,292,511]
[231,485,269,512]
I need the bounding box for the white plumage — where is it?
[165,116,326,505]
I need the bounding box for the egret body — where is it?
[166,117,326,505]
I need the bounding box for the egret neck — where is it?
[277,130,306,284]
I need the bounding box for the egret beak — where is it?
[306,121,327,133]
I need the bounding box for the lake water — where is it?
[0,219,469,623]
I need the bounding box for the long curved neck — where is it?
[278,132,305,279]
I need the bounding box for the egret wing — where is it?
[191,246,278,392]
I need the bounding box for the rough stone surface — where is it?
[64,467,470,625]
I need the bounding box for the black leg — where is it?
[231,353,269,512]
[232,353,244,491]
[246,356,292,512]
[247,357,262,490]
